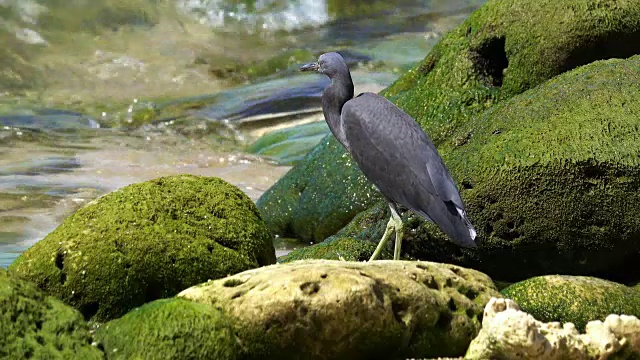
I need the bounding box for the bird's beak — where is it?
[300,62,320,72]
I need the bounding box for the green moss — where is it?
[9,175,276,322]
[278,237,380,262]
[335,56,640,283]
[0,269,103,359]
[257,137,382,242]
[384,0,640,144]
[502,275,640,332]
[95,298,240,360]
[257,0,640,246]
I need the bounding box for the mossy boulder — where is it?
[384,0,640,142]
[333,55,640,283]
[178,260,500,359]
[257,137,382,243]
[501,275,640,332]
[278,237,380,262]
[0,268,103,359]
[95,298,240,360]
[8,175,276,322]
[257,0,640,247]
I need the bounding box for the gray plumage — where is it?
[301,52,477,260]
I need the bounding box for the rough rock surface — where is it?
[502,275,640,332]
[257,0,640,246]
[332,55,640,283]
[466,297,640,359]
[179,260,501,359]
[95,298,240,360]
[9,175,276,321]
[0,268,103,359]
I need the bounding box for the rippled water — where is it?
[0,0,484,267]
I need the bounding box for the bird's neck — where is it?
[322,76,354,149]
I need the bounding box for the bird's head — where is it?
[300,52,349,78]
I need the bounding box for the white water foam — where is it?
[176,0,329,32]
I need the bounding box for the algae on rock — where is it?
[501,275,640,333]
[0,269,103,359]
[95,298,240,360]
[179,259,500,359]
[257,0,640,246]
[335,55,640,283]
[9,175,276,322]
[257,137,382,243]
[466,297,640,360]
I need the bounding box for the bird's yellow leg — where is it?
[392,211,404,260]
[369,205,404,261]
[369,216,395,261]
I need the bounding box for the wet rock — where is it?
[8,175,276,322]
[178,259,500,359]
[257,0,640,252]
[466,297,640,359]
[247,121,330,165]
[501,275,640,332]
[95,298,240,360]
[335,55,640,283]
[257,137,382,242]
[278,237,380,262]
[0,268,103,359]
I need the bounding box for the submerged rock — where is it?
[178,260,500,359]
[0,269,103,359]
[247,121,330,166]
[9,175,276,322]
[466,297,640,359]
[501,275,640,332]
[257,0,640,253]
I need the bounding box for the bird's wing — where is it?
[342,93,465,211]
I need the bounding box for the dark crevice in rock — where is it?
[79,302,100,320]
[563,32,640,76]
[299,281,320,295]
[223,278,245,287]
[55,251,64,270]
[471,36,508,87]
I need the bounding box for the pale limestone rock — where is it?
[178,259,500,359]
[466,297,640,359]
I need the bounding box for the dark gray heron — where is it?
[300,52,477,261]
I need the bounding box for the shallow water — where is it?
[0,0,484,267]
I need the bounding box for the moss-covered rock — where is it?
[336,55,640,283]
[257,137,382,242]
[95,298,240,360]
[179,259,500,359]
[466,297,640,359]
[257,0,640,245]
[278,237,380,262]
[384,0,640,143]
[0,269,103,359]
[501,275,640,333]
[8,175,276,322]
